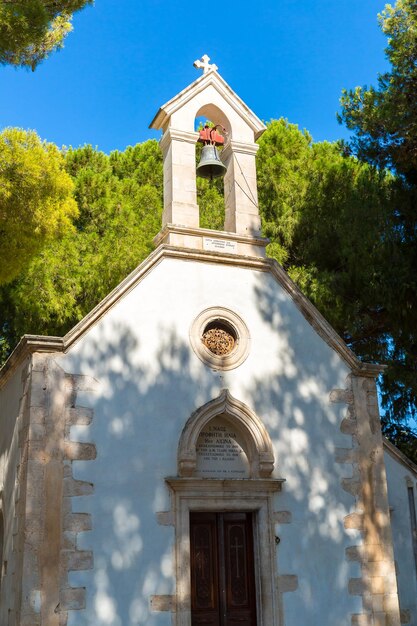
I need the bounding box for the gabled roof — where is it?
[149,69,266,140]
[0,242,383,389]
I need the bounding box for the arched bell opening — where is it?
[194,104,231,232]
[195,103,231,136]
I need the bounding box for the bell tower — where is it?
[150,56,268,256]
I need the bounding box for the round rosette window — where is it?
[190,307,250,370]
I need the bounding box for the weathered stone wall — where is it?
[331,377,401,626]
[28,355,98,626]
[0,354,97,626]
[0,357,31,626]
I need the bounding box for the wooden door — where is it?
[190,512,257,626]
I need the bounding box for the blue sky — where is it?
[0,0,389,153]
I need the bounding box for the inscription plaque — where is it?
[196,418,249,477]
[203,237,237,253]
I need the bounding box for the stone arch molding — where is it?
[178,389,275,478]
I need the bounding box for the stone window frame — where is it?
[189,307,250,371]
[165,478,283,626]
[165,390,284,626]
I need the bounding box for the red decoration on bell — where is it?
[198,125,225,146]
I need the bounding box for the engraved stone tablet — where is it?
[203,237,237,253]
[196,417,249,477]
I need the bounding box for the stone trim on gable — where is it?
[177,390,275,478]
[149,68,266,139]
[0,246,383,392]
[332,377,402,626]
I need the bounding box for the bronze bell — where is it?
[196,145,227,180]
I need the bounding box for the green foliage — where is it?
[0,0,92,69]
[198,181,225,231]
[257,120,395,340]
[382,421,417,465]
[257,119,311,265]
[338,0,417,451]
[339,0,417,184]
[0,140,164,350]
[0,128,78,285]
[1,117,417,462]
[257,120,417,461]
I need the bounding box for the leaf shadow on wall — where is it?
[59,266,390,626]
[64,322,221,626]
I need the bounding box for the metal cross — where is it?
[193,54,218,74]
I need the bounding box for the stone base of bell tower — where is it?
[153,224,269,258]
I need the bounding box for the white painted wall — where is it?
[58,257,361,626]
[384,448,417,623]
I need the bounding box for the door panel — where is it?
[190,514,220,626]
[190,513,257,626]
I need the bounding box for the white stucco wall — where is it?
[384,448,417,623]
[58,256,362,626]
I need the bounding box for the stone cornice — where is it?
[222,140,260,159]
[0,336,64,389]
[152,224,269,248]
[0,244,384,388]
[159,128,199,153]
[149,70,266,139]
[165,477,285,493]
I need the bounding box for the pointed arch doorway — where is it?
[166,391,285,626]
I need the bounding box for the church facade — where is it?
[0,58,416,626]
